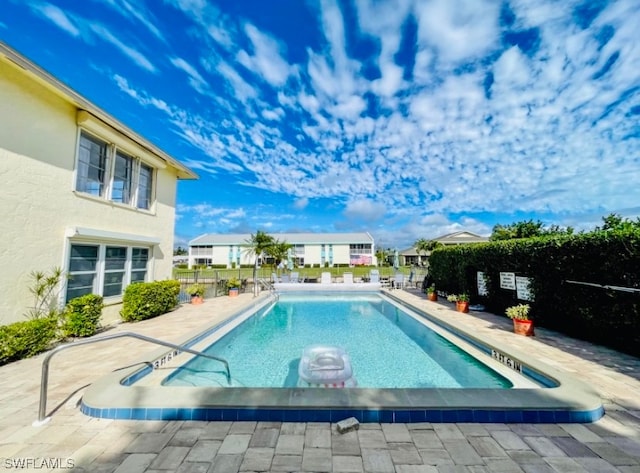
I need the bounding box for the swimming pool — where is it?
[164,293,513,389]
[81,290,605,423]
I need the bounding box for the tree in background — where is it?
[173,246,188,256]
[375,247,390,266]
[266,239,293,271]
[244,231,276,294]
[414,238,442,264]
[596,213,640,232]
[490,219,574,241]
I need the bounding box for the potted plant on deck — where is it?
[227,277,241,298]
[456,294,470,313]
[506,304,534,336]
[187,283,205,305]
[426,284,438,301]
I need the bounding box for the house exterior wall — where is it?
[0,56,186,326]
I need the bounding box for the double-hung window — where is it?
[76,134,109,197]
[66,245,99,301]
[75,131,155,210]
[66,243,150,302]
[112,152,134,205]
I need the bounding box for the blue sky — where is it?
[2,0,639,249]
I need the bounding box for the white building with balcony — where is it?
[188,233,376,268]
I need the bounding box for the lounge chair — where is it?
[321,272,332,284]
[393,273,405,289]
[343,272,354,284]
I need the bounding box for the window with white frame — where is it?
[65,243,150,302]
[75,131,155,210]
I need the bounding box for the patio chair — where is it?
[393,273,405,289]
[343,272,354,284]
[321,272,332,284]
[291,272,300,283]
[281,274,291,283]
[369,269,380,284]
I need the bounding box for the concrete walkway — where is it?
[1,289,639,472]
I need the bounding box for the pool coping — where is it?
[81,291,605,423]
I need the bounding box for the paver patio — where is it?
[1,288,639,472]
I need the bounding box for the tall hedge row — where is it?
[428,229,640,356]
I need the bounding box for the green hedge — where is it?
[120,280,180,322]
[0,317,59,365]
[62,294,104,337]
[429,229,640,356]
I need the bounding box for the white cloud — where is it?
[96,0,166,42]
[90,24,156,72]
[86,0,640,237]
[170,56,208,93]
[34,3,80,37]
[237,23,292,87]
[343,199,387,223]
[293,198,309,210]
[414,0,500,64]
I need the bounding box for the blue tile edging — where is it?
[80,402,605,424]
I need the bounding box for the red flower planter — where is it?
[456,301,469,313]
[513,319,534,336]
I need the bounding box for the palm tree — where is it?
[414,238,441,265]
[375,247,389,267]
[266,239,293,272]
[244,231,275,295]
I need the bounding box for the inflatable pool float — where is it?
[298,345,357,388]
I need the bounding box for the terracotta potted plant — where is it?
[456,294,470,313]
[187,283,205,305]
[227,277,241,297]
[426,284,438,301]
[506,304,534,336]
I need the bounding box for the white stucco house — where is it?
[188,233,377,268]
[0,42,197,326]
[400,231,489,266]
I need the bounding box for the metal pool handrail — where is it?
[33,331,231,426]
[257,278,279,299]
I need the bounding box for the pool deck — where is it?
[2,288,640,472]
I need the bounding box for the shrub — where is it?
[62,294,104,337]
[120,280,180,322]
[186,283,205,297]
[25,267,64,319]
[227,277,241,289]
[0,317,58,365]
[506,304,530,320]
[428,228,640,356]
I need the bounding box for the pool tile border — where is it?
[80,404,604,424]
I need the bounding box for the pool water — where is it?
[164,293,512,389]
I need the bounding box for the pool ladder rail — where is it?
[33,331,231,427]
[257,277,279,300]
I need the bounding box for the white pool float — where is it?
[298,345,357,388]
